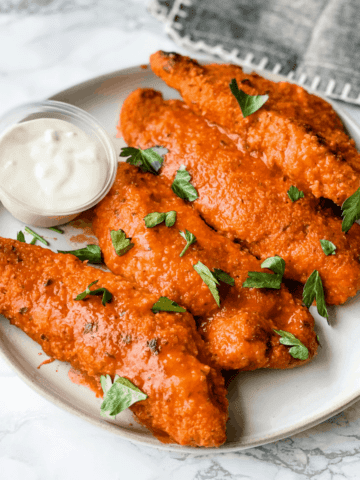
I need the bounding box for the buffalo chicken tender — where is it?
[0,238,228,447]
[150,51,360,206]
[93,163,318,370]
[119,88,360,306]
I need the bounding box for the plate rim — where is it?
[1,63,360,453]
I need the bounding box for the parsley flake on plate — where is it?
[48,227,63,234]
[287,185,305,202]
[341,187,360,233]
[243,256,285,289]
[274,329,309,360]
[171,165,199,202]
[144,211,176,228]
[229,78,269,118]
[17,231,25,242]
[110,229,134,256]
[320,239,336,256]
[25,226,48,246]
[151,296,186,313]
[58,245,102,263]
[120,146,165,175]
[100,374,147,418]
[75,280,112,306]
[179,229,197,257]
[303,270,329,322]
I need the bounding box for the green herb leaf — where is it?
[165,210,176,227]
[30,238,37,245]
[110,229,134,256]
[320,239,336,256]
[287,185,305,202]
[342,187,360,233]
[75,280,113,306]
[75,280,99,301]
[101,373,115,395]
[48,227,63,234]
[193,261,220,307]
[144,211,177,228]
[179,229,197,257]
[100,374,147,418]
[58,245,102,263]
[171,165,199,202]
[213,268,235,286]
[261,256,286,276]
[17,231,25,242]
[120,146,164,174]
[242,256,285,289]
[302,270,328,322]
[151,296,186,313]
[229,78,269,118]
[243,272,282,289]
[25,227,48,246]
[274,329,309,360]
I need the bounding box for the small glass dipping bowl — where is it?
[0,100,117,227]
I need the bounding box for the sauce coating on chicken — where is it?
[119,88,360,306]
[150,51,360,206]
[0,238,228,447]
[93,163,318,370]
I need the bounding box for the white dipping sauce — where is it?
[0,118,107,211]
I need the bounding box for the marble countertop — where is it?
[2,1,360,478]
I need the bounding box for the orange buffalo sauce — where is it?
[0,238,227,447]
[119,88,360,306]
[150,51,360,206]
[93,163,318,371]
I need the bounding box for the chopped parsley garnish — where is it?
[320,239,336,256]
[25,227,48,246]
[302,270,328,322]
[171,165,199,202]
[75,280,112,306]
[17,231,25,242]
[193,261,220,306]
[58,245,102,263]
[100,374,147,418]
[341,187,360,233]
[48,227,63,234]
[229,78,269,118]
[144,211,176,228]
[110,229,134,256]
[193,263,235,306]
[213,268,235,286]
[243,256,285,289]
[287,185,305,202]
[120,146,165,174]
[179,229,197,257]
[274,329,309,360]
[151,296,186,313]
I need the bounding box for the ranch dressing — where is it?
[0,118,108,212]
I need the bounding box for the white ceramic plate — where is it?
[1,65,360,453]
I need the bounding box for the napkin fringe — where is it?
[149,0,360,105]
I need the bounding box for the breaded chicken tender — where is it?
[119,88,360,305]
[150,51,360,206]
[93,163,318,370]
[0,237,228,447]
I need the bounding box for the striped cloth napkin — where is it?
[149,0,360,105]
